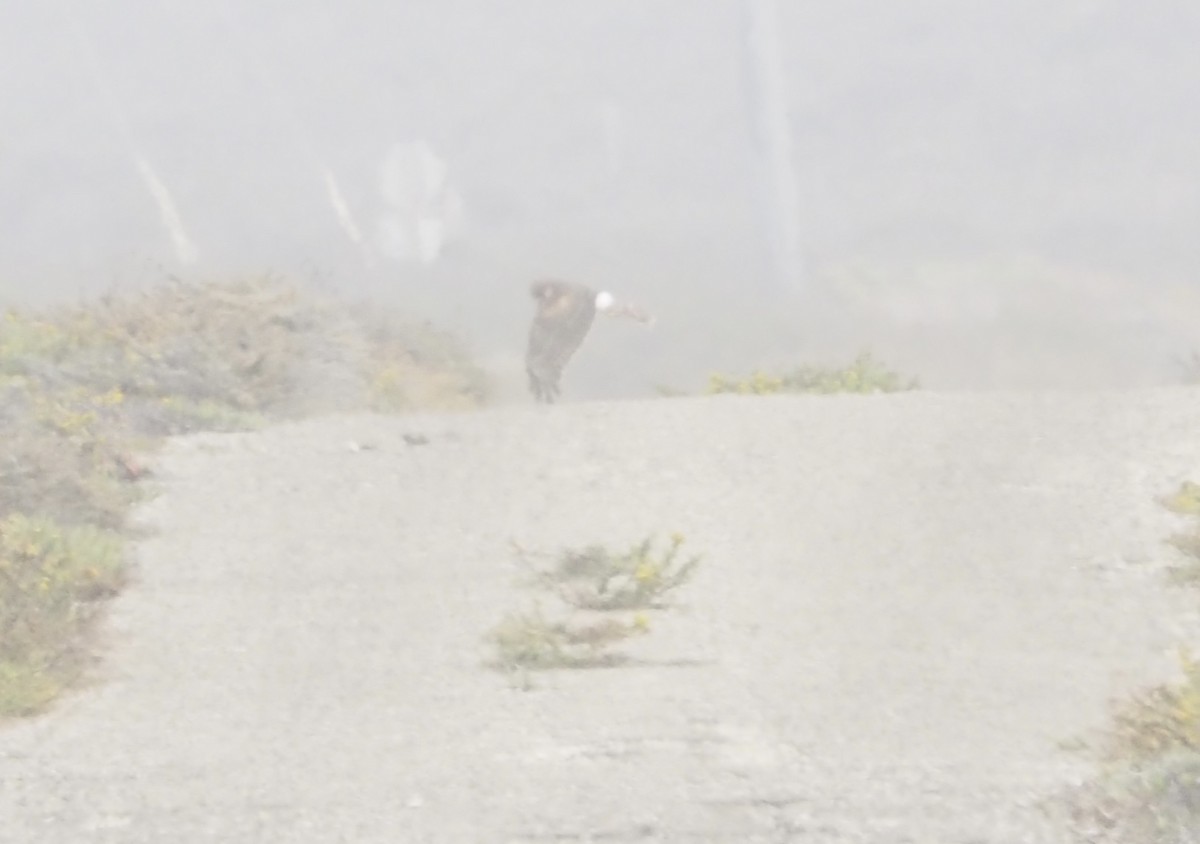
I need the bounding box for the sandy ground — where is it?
[3,389,1200,842]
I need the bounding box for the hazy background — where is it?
[3,1,1199,399]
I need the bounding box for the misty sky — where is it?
[3,1,1198,335]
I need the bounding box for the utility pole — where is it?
[741,0,803,294]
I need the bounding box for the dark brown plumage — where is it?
[524,279,654,404]
[525,279,599,404]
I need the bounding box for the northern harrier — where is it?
[525,279,653,403]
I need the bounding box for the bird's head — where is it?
[530,279,568,305]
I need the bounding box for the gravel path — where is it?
[4,389,1200,842]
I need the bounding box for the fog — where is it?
[4,1,1199,398]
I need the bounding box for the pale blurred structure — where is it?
[376,140,465,266]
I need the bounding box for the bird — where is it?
[524,279,654,403]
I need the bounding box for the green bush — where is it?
[0,380,143,529]
[0,514,126,717]
[488,605,647,671]
[1103,649,1200,765]
[705,351,919,396]
[1158,481,1200,586]
[525,533,701,612]
[354,304,491,412]
[489,535,700,675]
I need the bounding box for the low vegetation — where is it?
[1051,479,1200,842]
[487,534,701,677]
[0,275,488,718]
[354,305,489,412]
[703,350,919,396]
[1160,481,1200,587]
[0,514,126,715]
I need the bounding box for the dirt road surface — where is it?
[4,390,1200,842]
